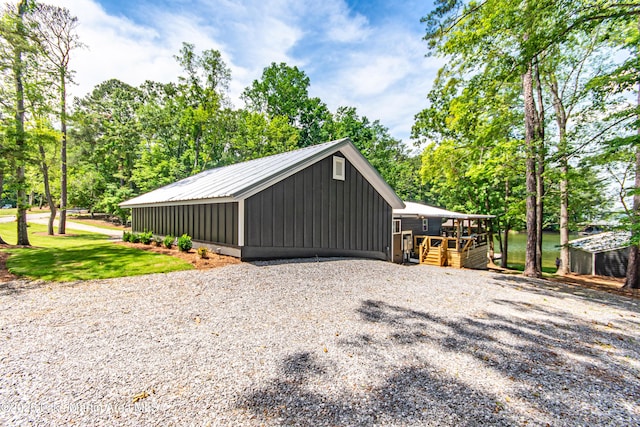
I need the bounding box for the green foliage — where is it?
[139,230,153,244]
[153,236,163,247]
[197,246,208,258]
[163,234,174,249]
[130,232,140,243]
[122,230,132,242]
[242,62,331,147]
[177,234,192,252]
[93,183,133,225]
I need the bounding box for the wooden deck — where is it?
[416,235,489,269]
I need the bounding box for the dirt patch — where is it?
[115,241,241,270]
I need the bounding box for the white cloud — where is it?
[52,0,443,142]
[319,1,371,43]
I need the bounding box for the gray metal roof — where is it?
[120,138,404,209]
[569,231,630,253]
[393,201,495,219]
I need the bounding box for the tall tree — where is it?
[421,0,553,276]
[32,4,81,234]
[174,42,232,173]
[0,0,36,246]
[242,62,331,147]
[23,43,59,235]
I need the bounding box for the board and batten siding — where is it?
[243,153,392,260]
[131,202,238,246]
[400,217,441,237]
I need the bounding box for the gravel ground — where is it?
[1,259,639,426]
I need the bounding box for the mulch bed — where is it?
[115,241,241,270]
[548,274,640,300]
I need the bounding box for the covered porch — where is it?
[393,202,494,269]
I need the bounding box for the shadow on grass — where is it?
[4,243,192,282]
[237,297,640,425]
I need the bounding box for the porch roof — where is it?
[393,201,494,220]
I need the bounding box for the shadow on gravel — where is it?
[239,350,514,426]
[0,280,43,296]
[238,298,640,425]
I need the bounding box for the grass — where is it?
[496,231,578,274]
[0,222,193,281]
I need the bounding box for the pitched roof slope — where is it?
[393,201,494,219]
[120,138,404,208]
[569,231,630,253]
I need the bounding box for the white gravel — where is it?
[1,259,639,426]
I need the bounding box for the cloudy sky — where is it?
[57,0,442,144]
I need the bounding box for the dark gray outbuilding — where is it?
[569,232,630,278]
[121,138,404,261]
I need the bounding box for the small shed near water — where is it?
[569,231,630,278]
[120,138,404,261]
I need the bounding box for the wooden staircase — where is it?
[419,244,447,266]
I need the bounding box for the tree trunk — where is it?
[14,0,30,246]
[502,222,510,268]
[39,144,57,236]
[0,168,5,244]
[534,59,545,273]
[624,78,640,289]
[523,61,539,277]
[58,70,67,234]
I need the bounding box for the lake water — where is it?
[495,231,577,273]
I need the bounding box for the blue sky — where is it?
[58,0,442,144]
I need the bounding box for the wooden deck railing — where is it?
[416,233,489,265]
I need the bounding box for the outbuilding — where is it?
[569,231,630,278]
[120,138,404,261]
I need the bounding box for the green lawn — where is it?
[0,223,193,281]
[495,231,578,273]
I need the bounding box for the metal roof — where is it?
[569,231,630,253]
[120,138,404,209]
[393,201,494,219]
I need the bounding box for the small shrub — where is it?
[153,236,163,247]
[122,231,132,242]
[163,235,175,249]
[131,233,141,243]
[140,231,153,245]
[177,234,193,252]
[197,246,208,259]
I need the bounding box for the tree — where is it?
[242,62,332,147]
[413,70,526,267]
[31,4,82,234]
[0,0,37,246]
[173,42,232,174]
[587,15,640,288]
[419,0,635,277]
[23,42,59,235]
[71,79,142,216]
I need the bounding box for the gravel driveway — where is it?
[1,259,639,426]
